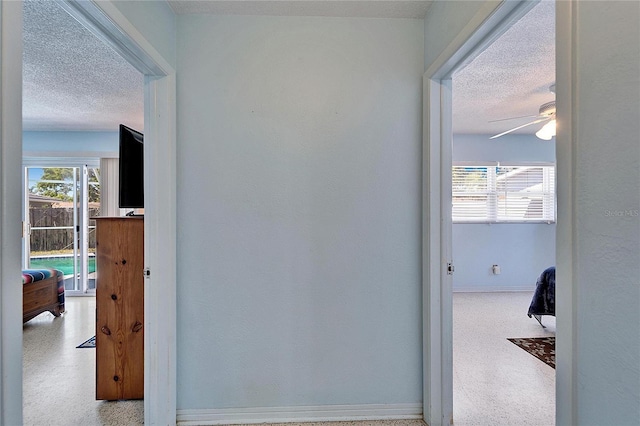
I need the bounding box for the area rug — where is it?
[76,335,96,348]
[507,336,555,368]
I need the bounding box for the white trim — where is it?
[555,1,576,424]
[440,78,454,426]
[425,1,539,80]
[423,2,545,426]
[142,73,177,426]
[23,151,118,159]
[177,403,423,426]
[453,160,556,167]
[90,1,173,75]
[453,221,555,225]
[64,291,96,297]
[423,76,444,426]
[23,157,101,167]
[55,0,168,76]
[0,1,25,423]
[453,286,536,293]
[43,2,178,424]
[423,75,454,426]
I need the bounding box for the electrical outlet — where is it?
[492,264,501,275]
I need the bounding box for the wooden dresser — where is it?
[94,217,144,400]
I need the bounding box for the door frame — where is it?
[0,1,27,422]
[421,2,553,425]
[23,161,100,296]
[0,1,177,424]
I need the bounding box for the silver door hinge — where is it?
[447,262,455,275]
[143,267,151,278]
[23,221,31,237]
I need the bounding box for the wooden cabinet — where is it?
[95,217,144,400]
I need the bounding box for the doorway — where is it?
[449,1,556,423]
[0,1,176,424]
[422,1,559,425]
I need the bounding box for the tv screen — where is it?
[118,124,144,209]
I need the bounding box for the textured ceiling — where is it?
[452,0,555,136]
[167,0,433,18]
[22,0,553,137]
[23,0,143,132]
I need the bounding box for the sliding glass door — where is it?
[24,164,100,295]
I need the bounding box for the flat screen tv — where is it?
[118,124,144,210]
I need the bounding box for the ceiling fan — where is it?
[489,85,557,140]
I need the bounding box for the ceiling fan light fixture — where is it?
[538,101,556,117]
[490,99,557,140]
[536,119,556,140]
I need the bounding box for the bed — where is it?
[22,269,65,323]
[527,266,555,327]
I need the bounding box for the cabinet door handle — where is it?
[132,321,143,333]
[100,326,111,336]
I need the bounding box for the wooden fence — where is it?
[29,207,99,253]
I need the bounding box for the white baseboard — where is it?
[177,403,423,425]
[453,285,535,293]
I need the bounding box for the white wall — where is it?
[176,15,424,411]
[423,0,500,70]
[453,133,555,163]
[111,0,176,68]
[558,2,640,423]
[452,134,556,291]
[23,131,118,157]
[453,223,555,291]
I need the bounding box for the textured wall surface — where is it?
[176,15,424,410]
[569,1,640,423]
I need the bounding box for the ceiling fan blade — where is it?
[489,117,550,139]
[488,114,540,123]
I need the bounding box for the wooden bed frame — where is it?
[23,275,63,323]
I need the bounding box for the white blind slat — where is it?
[452,165,555,222]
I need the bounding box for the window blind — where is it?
[452,165,555,222]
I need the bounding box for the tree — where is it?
[31,167,100,202]
[32,168,74,201]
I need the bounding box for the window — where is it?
[452,164,555,223]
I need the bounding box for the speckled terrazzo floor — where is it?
[453,292,555,426]
[23,297,144,426]
[23,294,553,425]
[237,422,426,426]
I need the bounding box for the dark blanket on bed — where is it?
[528,266,555,317]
